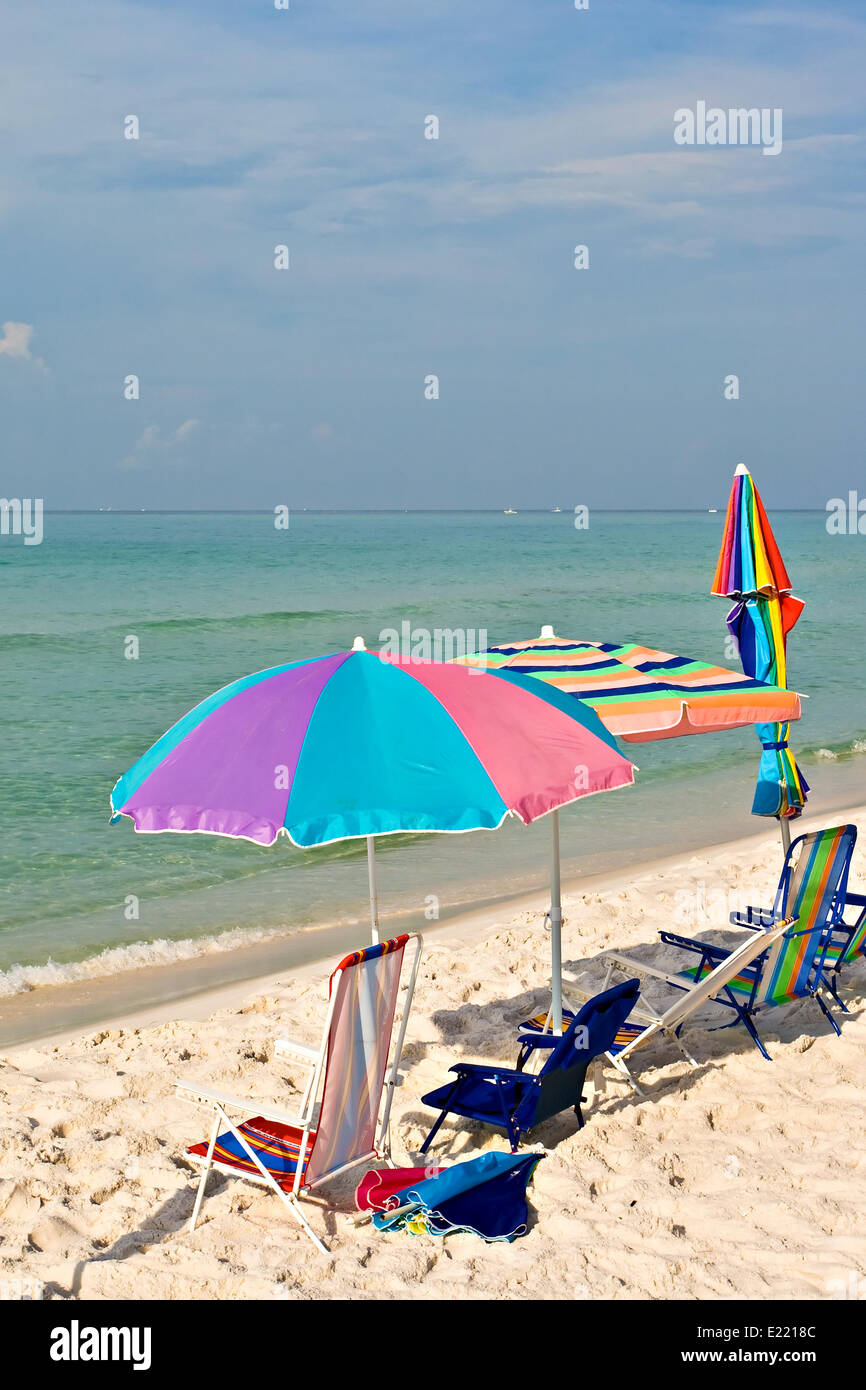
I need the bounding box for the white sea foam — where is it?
[0,924,292,999]
[813,738,866,761]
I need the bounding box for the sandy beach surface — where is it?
[1,806,864,1302]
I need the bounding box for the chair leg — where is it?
[821,972,849,1013]
[669,1025,699,1068]
[282,1192,329,1254]
[189,1111,220,1232]
[607,1050,644,1097]
[735,1007,773,1062]
[420,1078,463,1154]
[814,991,842,1036]
[419,1109,448,1155]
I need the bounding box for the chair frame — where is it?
[821,891,866,1009]
[520,919,792,1093]
[661,825,858,1058]
[656,917,837,1061]
[421,979,640,1153]
[177,932,423,1252]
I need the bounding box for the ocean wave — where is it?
[0,603,448,646]
[807,737,866,762]
[0,923,295,999]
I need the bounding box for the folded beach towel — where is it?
[355,1166,443,1212]
[371,1150,544,1243]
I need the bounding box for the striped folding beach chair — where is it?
[657,825,857,1059]
[820,891,866,1004]
[176,932,422,1253]
[726,824,862,1012]
[518,917,792,1093]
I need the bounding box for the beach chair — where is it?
[651,827,857,1059]
[518,917,792,1093]
[727,825,855,940]
[724,825,860,1012]
[820,892,866,1007]
[176,932,422,1253]
[419,978,640,1154]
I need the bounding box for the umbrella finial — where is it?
[540,624,556,639]
[352,635,367,651]
[735,462,749,476]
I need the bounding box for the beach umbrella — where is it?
[457,628,802,743]
[111,639,636,1000]
[453,625,802,1024]
[711,463,809,850]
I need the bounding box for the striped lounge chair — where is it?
[727,824,861,1004]
[176,932,422,1253]
[518,916,792,1093]
[658,825,857,1059]
[820,892,866,1006]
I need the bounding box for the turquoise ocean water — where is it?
[1,510,864,1004]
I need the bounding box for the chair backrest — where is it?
[840,896,866,966]
[305,934,409,1186]
[516,978,639,1132]
[777,825,856,930]
[758,826,857,1006]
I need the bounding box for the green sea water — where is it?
[1,509,864,997]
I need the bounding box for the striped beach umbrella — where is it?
[711,463,809,846]
[456,631,801,744]
[111,639,636,1020]
[454,624,802,1028]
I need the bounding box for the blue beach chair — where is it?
[420,978,639,1153]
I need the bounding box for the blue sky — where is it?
[1,0,864,508]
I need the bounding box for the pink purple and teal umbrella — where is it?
[111,643,636,971]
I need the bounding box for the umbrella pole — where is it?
[367,835,380,944]
[779,816,791,857]
[550,810,563,1034]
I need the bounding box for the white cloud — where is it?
[118,418,200,470]
[0,320,46,369]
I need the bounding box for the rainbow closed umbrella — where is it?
[111,639,636,1014]
[711,463,809,849]
[454,624,802,1025]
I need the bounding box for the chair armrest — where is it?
[605,947,713,984]
[449,1061,527,1084]
[844,892,866,910]
[174,1081,301,1128]
[274,1038,319,1065]
[514,1031,560,1051]
[730,905,776,929]
[659,932,729,958]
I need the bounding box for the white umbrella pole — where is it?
[779,816,791,857]
[550,810,563,1033]
[367,835,380,944]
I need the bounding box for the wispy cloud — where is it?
[118,418,200,470]
[0,321,46,369]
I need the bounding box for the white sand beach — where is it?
[1,806,864,1302]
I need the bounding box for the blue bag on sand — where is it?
[372,1150,544,1243]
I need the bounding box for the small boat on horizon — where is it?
[504,508,518,515]
[552,506,562,513]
